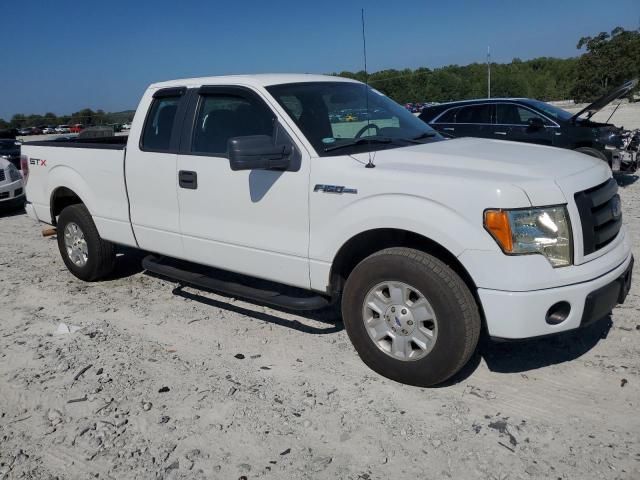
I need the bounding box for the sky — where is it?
[1,0,638,120]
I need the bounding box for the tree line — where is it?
[1,27,638,129]
[0,109,134,130]
[334,27,639,104]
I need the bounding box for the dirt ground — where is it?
[1,174,639,480]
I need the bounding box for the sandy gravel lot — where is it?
[1,174,639,479]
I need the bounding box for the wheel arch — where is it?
[329,228,478,297]
[50,186,87,225]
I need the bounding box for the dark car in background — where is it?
[419,79,639,173]
[0,139,21,170]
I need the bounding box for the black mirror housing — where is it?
[527,117,545,130]
[228,135,292,171]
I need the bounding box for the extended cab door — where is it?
[175,86,311,288]
[126,87,189,257]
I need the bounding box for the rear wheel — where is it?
[56,204,115,281]
[341,247,480,386]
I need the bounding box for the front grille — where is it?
[14,188,23,196]
[0,191,8,200]
[0,169,5,182]
[574,178,622,255]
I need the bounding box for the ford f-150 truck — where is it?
[22,74,634,386]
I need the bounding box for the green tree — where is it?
[571,27,640,102]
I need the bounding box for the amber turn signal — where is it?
[484,210,513,252]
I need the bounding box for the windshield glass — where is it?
[524,100,574,122]
[267,82,440,156]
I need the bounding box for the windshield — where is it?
[523,100,574,122]
[266,82,440,156]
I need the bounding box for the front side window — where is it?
[267,82,440,156]
[496,104,550,125]
[141,96,181,151]
[192,94,275,155]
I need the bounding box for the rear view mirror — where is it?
[527,117,545,130]
[228,135,292,171]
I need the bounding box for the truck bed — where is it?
[22,137,136,247]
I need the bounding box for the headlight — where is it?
[484,205,572,267]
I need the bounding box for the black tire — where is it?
[56,204,116,281]
[341,247,480,387]
[575,147,608,163]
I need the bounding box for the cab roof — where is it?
[149,73,361,90]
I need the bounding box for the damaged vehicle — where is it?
[419,79,639,173]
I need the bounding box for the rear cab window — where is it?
[141,88,186,152]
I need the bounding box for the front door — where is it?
[495,104,555,145]
[175,86,311,289]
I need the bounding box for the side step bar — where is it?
[142,255,331,311]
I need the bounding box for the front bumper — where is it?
[479,253,634,339]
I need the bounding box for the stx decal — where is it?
[29,158,47,167]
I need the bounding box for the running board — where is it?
[142,255,330,311]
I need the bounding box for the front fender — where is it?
[308,193,501,291]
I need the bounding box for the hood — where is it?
[570,78,638,122]
[358,137,610,205]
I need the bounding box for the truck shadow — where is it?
[442,315,613,386]
[169,285,343,335]
[0,206,26,218]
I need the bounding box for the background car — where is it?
[55,125,71,133]
[419,79,639,172]
[70,124,84,133]
[0,156,25,212]
[42,126,56,134]
[0,139,21,170]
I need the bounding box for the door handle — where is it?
[493,131,507,135]
[179,170,197,189]
[443,127,455,131]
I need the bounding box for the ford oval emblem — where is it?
[611,195,622,219]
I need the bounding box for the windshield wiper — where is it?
[411,132,438,141]
[324,136,393,152]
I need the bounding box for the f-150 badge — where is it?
[314,184,357,194]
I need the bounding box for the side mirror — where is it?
[527,117,545,130]
[228,135,292,171]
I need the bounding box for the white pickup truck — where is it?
[22,74,633,386]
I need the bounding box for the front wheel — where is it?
[341,247,481,386]
[56,204,116,281]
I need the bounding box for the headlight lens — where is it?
[484,206,572,267]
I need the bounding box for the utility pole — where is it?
[487,46,491,98]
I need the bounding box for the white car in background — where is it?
[121,123,132,131]
[55,125,71,134]
[0,157,25,211]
